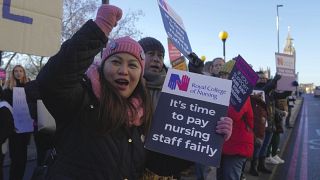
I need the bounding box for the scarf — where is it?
[86,63,143,126]
[143,69,166,90]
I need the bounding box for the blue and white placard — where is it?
[158,0,192,59]
[145,69,232,166]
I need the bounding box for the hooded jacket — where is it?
[37,20,145,180]
[222,97,254,158]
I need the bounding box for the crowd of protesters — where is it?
[0,4,299,180]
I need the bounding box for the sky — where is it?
[109,0,320,86]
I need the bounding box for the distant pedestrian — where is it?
[202,61,213,76]
[210,57,225,77]
[249,92,267,176]
[254,71,281,173]
[3,65,32,180]
[286,93,296,128]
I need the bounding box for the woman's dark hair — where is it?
[94,63,152,135]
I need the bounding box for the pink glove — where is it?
[95,5,122,36]
[216,117,233,141]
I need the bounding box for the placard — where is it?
[275,53,296,91]
[145,69,232,166]
[12,87,34,133]
[0,0,62,56]
[229,55,259,111]
[158,0,192,59]
[168,37,181,62]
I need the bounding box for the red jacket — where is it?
[222,97,254,158]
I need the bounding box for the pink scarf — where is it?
[86,62,143,126]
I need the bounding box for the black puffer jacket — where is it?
[37,20,145,180]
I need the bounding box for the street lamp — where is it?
[277,4,283,53]
[219,31,228,60]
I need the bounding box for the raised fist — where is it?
[95,5,122,36]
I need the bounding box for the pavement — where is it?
[2,97,303,180]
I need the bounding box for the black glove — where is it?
[274,74,281,81]
[188,52,204,74]
[292,80,299,87]
[188,52,204,67]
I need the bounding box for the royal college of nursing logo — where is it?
[168,74,190,91]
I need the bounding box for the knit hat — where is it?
[220,60,236,74]
[138,37,165,55]
[102,36,145,72]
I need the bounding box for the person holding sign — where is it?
[254,71,281,173]
[139,37,233,179]
[217,60,254,180]
[3,65,32,180]
[139,37,192,179]
[37,5,155,179]
[248,91,267,176]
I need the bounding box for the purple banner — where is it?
[234,56,259,85]
[229,55,258,111]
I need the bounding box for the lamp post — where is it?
[219,31,228,60]
[277,5,283,53]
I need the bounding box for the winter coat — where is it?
[0,101,14,146]
[250,95,267,145]
[222,97,254,158]
[255,82,277,133]
[37,20,145,180]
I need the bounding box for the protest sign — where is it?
[145,69,232,166]
[12,87,34,133]
[171,56,187,71]
[158,0,192,59]
[168,37,181,62]
[275,53,296,91]
[229,55,259,111]
[0,0,62,57]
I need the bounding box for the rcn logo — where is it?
[168,74,190,91]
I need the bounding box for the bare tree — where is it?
[62,0,99,41]
[110,10,144,40]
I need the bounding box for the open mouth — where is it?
[115,79,129,90]
[150,65,161,71]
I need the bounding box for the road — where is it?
[272,94,320,180]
